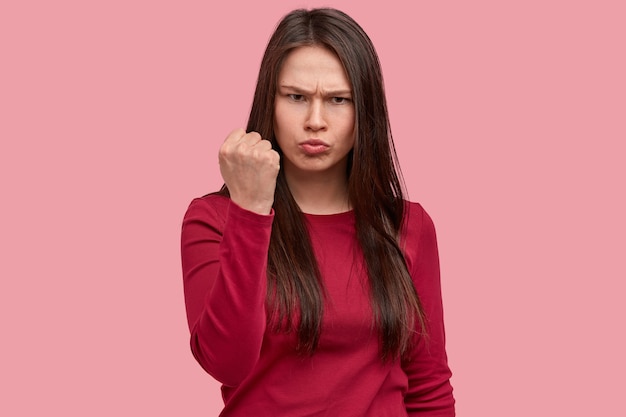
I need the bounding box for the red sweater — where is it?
[181,195,455,416]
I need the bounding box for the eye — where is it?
[331,97,351,104]
[288,94,305,102]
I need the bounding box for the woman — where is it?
[181,8,455,416]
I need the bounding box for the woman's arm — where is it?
[402,204,455,416]
[181,196,273,387]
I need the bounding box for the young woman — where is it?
[181,8,455,416]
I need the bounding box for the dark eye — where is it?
[288,94,305,101]
[331,97,351,104]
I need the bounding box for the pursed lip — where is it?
[299,138,330,155]
[300,138,329,146]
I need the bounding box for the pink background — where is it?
[1,0,624,415]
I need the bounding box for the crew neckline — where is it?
[302,210,355,225]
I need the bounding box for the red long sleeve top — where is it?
[181,195,455,416]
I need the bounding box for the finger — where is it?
[269,149,281,170]
[229,127,246,138]
[222,128,247,148]
[241,131,262,145]
[253,138,273,151]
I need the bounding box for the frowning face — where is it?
[274,46,356,182]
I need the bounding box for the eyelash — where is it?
[331,97,350,104]
[287,94,351,104]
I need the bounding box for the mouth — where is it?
[299,139,329,155]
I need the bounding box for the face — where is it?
[274,46,355,181]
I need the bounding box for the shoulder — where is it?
[182,193,231,231]
[187,193,231,212]
[183,193,274,233]
[402,200,436,237]
[400,200,439,271]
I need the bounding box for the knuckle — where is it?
[226,128,244,142]
[219,142,234,157]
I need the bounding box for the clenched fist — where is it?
[219,128,280,215]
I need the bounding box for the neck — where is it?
[283,166,351,215]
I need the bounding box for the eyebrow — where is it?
[279,85,352,97]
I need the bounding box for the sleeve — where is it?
[402,204,456,416]
[180,196,274,387]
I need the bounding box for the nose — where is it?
[305,100,327,131]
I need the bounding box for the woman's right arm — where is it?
[181,129,279,386]
[181,196,274,387]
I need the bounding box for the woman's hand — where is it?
[218,128,280,215]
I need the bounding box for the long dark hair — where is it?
[220,8,426,360]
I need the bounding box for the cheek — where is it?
[273,107,291,149]
[273,103,291,133]
[342,112,356,141]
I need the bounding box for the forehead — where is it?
[278,46,351,90]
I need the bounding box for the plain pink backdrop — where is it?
[1,0,624,415]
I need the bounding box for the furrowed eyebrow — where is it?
[279,85,352,97]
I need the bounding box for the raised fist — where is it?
[218,128,280,215]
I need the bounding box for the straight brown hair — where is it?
[220,8,426,360]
